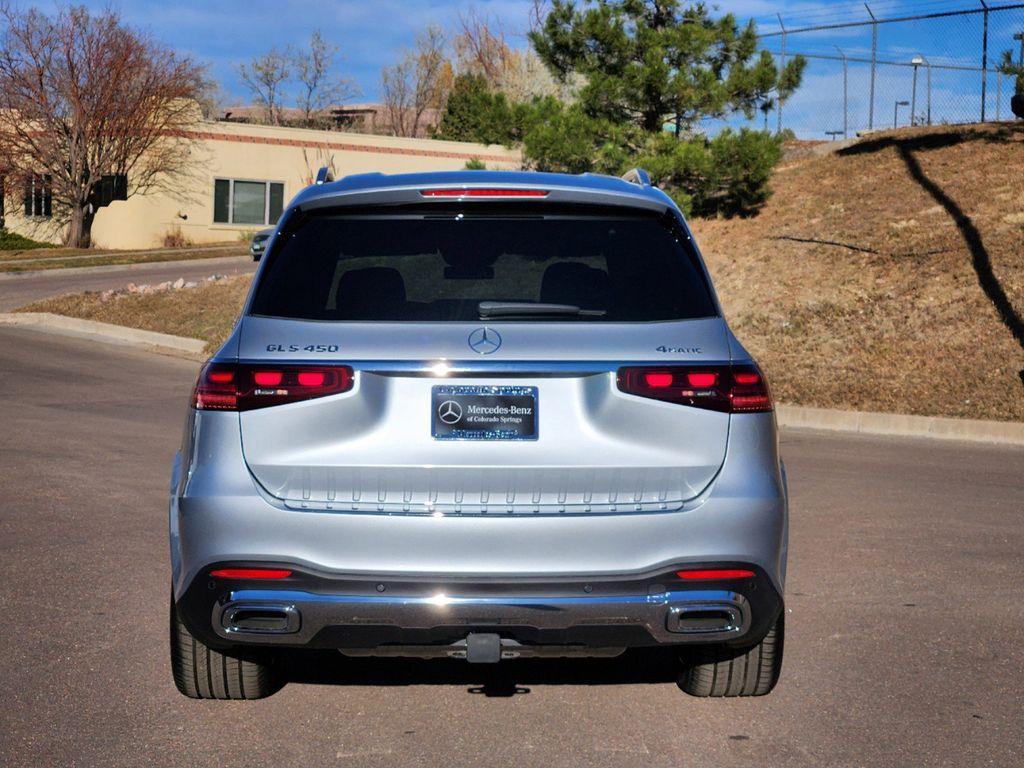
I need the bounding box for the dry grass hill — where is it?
[691,122,1023,421]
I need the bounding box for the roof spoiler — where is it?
[315,166,333,185]
[621,168,651,187]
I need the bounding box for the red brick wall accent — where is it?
[177,130,517,164]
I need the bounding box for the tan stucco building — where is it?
[2,121,521,250]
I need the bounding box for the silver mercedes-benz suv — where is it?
[169,168,787,700]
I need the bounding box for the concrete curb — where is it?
[0,244,242,267]
[1,313,1020,446]
[0,312,207,357]
[0,253,251,281]
[776,404,1024,446]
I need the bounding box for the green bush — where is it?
[433,74,524,146]
[524,114,783,217]
[0,230,57,251]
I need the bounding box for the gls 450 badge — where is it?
[656,345,702,354]
[266,344,339,353]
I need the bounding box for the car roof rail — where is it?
[621,168,651,187]
[315,166,334,185]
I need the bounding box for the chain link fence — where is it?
[739,2,1024,139]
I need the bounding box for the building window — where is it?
[23,174,52,218]
[213,179,284,226]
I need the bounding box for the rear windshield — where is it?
[249,208,717,322]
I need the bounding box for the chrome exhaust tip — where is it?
[221,604,300,635]
[667,603,745,635]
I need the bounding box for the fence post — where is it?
[911,63,919,126]
[865,3,878,130]
[997,71,1002,120]
[927,61,932,125]
[981,0,990,122]
[777,13,786,134]
[836,46,849,137]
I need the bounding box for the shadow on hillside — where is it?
[837,126,1024,383]
[279,647,683,697]
[836,123,1021,157]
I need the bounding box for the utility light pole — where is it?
[894,100,909,129]
[911,55,931,126]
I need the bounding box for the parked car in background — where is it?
[249,227,274,261]
[169,169,788,700]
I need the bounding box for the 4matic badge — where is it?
[656,345,702,354]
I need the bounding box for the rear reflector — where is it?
[617,364,772,413]
[419,188,549,198]
[210,568,293,580]
[676,569,756,581]
[193,363,354,411]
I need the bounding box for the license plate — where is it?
[432,385,538,441]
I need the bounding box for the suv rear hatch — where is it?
[234,201,734,515]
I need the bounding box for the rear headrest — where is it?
[540,262,611,310]
[335,267,407,318]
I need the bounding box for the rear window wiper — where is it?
[478,301,607,319]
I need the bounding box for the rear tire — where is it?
[678,611,784,697]
[169,597,281,700]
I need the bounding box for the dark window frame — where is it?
[23,174,52,219]
[212,177,285,226]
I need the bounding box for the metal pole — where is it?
[927,63,932,125]
[777,13,786,134]
[997,71,1002,120]
[836,46,849,137]
[911,64,919,126]
[866,4,877,130]
[981,0,989,122]
[894,100,908,129]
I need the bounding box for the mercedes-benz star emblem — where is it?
[437,400,463,424]
[468,327,501,355]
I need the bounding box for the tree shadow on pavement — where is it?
[280,647,683,697]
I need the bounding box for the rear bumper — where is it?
[176,563,782,651]
[170,410,788,653]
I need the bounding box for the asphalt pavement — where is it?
[0,325,1022,767]
[0,254,256,311]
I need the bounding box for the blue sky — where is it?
[25,0,1024,135]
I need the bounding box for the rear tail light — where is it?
[210,568,293,580]
[676,568,756,581]
[617,364,772,413]
[193,363,353,411]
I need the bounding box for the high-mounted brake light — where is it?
[616,364,772,413]
[193,363,354,411]
[676,568,756,581]
[419,188,549,198]
[209,568,293,580]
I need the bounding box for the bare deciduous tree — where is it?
[453,10,565,103]
[0,5,206,248]
[237,47,291,125]
[454,9,512,89]
[380,26,451,137]
[293,30,357,125]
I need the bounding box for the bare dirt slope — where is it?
[691,122,1024,421]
